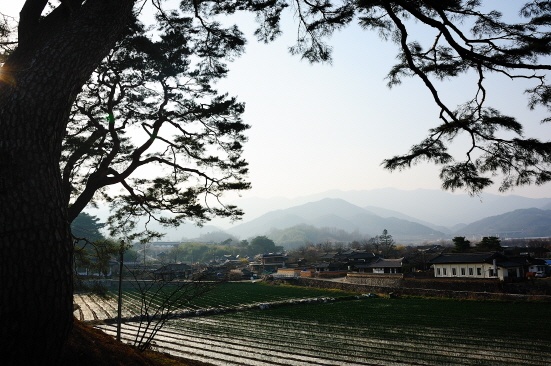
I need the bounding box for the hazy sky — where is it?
[4,1,551,201]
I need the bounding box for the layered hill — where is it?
[226,198,445,245]
[107,189,551,243]
[454,208,551,238]
[227,188,551,228]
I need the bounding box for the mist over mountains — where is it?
[225,198,445,242]
[227,188,551,228]
[160,189,551,244]
[89,188,551,245]
[221,200,551,246]
[457,208,551,239]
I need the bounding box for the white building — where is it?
[429,252,524,281]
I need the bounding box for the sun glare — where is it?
[0,65,16,86]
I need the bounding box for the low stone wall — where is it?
[292,277,551,302]
[294,277,386,294]
[345,273,506,292]
[317,271,348,279]
[402,277,503,292]
[347,273,403,287]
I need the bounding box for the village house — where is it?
[429,252,525,281]
[153,263,192,281]
[311,261,343,272]
[345,251,379,271]
[249,253,288,274]
[316,250,380,272]
[361,257,407,274]
[274,268,302,278]
[527,258,548,277]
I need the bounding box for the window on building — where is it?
[489,268,494,277]
[468,268,473,276]
[437,268,441,276]
[452,268,457,276]
[443,268,447,276]
[477,268,482,276]
[461,268,466,276]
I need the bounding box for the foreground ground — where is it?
[98,297,551,365]
[61,320,210,366]
[73,282,551,365]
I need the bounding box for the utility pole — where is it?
[116,240,125,342]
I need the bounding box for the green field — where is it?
[170,281,356,309]
[89,282,551,365]
[74,281,358,321]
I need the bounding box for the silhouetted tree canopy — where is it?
[475,236,502,252]
[250,235,280,254]
[280,0,551,195]
[375,229,397,257]
[61,11,254,242]
[70,212,105,243]
[71,213,119,279]
[2,3,550,225]
[452,236,471,253]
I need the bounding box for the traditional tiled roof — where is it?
[261,253,287,258]
[497,261,525,268]
[365,258,405,268]
[320,252,337,259]
[429,252,497,264]
[347,251,378,260]
[320,252,351,260]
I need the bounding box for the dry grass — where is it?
[60,320,212,366]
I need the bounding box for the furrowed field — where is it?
[75,282,551,365]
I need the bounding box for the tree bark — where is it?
[0,1,134,363]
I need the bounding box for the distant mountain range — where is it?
[226,188,551,228]
[96,188,551,245]
[219,198,551,246]
[456,208,551,239]
[226,198,445,242]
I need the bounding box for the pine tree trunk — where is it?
[0,1,134,363]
